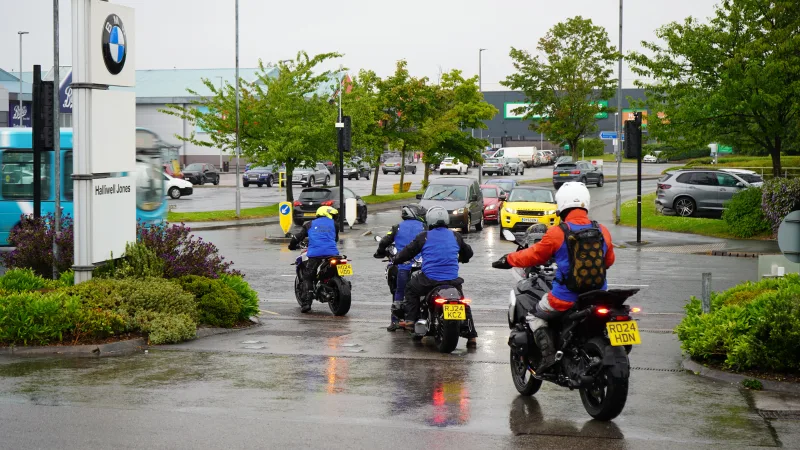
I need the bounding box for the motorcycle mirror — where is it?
[374,235,382,242]
[502,229,517,242]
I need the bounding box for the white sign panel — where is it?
[91,176,136,263]
[89,0,136,87]
[90,90,136,173]
[345,197,357,227]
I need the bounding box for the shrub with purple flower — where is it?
[137,222,241,278]
[0,214,74,278]
[762,178,800,234]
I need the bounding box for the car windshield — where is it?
[509,189,555,203]
[185,163,203,171]
[495,182,514,192]
[423,184,467,201]
[251,166,270,171]
[481,187,499,198]
[299,189,332,201]
[738,173,763,183]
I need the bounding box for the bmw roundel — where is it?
[102,14,127,75]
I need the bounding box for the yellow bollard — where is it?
[278,171,286,190]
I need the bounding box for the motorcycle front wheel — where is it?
[510,349,543,395]
[579,337,629,421]
[434,311,460,353]
[326,277,352,316]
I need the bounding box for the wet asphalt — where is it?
[2,181,798,449]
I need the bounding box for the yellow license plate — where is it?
[336,264,353,276]
[559,173,570,177]
[303,213,317,217]
[443,304,466,320]
[606,321,641,346]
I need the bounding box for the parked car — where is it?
[720,168,764,187]
[500,186,559,234]
[343,162,371,180]
[182,163,220,185]
[532,150,547,167]
[541,150,555,165]
[482,157,508,176]
[491,147,536,168]
[439,157,470,175]
[242,166,276,187]
[553,160,604,189]
[292,187,368,226]
[416,177,484,233]
[164,172,193,199]
[643,151,668,163]
[383,158,417,175]
[491,179,518,195]
[505,157,525,175]
[291,163,331,187]
[322,161,337,174]
[656,169,753,217]
[480,184,506,223]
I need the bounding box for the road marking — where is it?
[260,310,280,316]
[608,283,650,287]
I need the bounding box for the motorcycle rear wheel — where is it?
[327,277,352,316]
[579,337,629,421]
[294,275,303,306]
[434,312,460,353]
[510,349,543,395]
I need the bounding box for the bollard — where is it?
[701,273,712,314]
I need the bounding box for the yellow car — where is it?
[500,186,560,233]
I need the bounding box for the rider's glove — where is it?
[492,254,513,269]
[373,250,385,259]
[288,241,298,251]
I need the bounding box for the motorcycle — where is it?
[374,236,472,354]
[501,228,642,421]
[289,237,352,316]
[373,235,422,297]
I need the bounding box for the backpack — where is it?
[558,221,606,293]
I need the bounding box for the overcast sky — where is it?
[3,0,719,90]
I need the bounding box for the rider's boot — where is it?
[532,327,557,373]
[301,291,313,313]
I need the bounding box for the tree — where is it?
[341,70,386,196]
[628,0,800,177]
[377,61,437,192]
[164,51,342,202]
[502,16,619,158]
[420,70,497,188]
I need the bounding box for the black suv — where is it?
[292,187,368,226]
[182,163,220,185]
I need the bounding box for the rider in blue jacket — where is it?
[393,206,478,347]
[374,204,427,331]
[288,206,340,313]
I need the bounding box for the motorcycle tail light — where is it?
[329,258,338,265]
[596,307,609,315]
[460,299,471,304]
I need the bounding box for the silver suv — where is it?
[656,169,754,217]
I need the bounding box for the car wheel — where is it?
[521,168,525,175]
[357,207,367,224]
[597,175,604,187]
[243,181,250,187]
[674,197,696,217]
[168,187,181,199]
[257,183,263,187]
[462,215,471,234]
[324,175,330,186]
[266,176,273,187]
[365,173,370,180]
[355,173,360,180]
[475,216,484,231]
[412,167,417,174]
[307,177,314,187]
[383,171,388,175]
[580,177,587,185]
[213,175,220,185]
[199,176,205,186]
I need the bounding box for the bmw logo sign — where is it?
[102,14,127,75]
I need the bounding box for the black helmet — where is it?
[401,204,427,222]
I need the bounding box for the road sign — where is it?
[345,198,357,228]
[279,201,292,235]
[599,131,617,140]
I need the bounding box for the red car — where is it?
[480,184,506,223]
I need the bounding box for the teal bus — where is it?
[0,127,167,245]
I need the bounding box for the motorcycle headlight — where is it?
[508,289,517,325]
[505,206,515,214]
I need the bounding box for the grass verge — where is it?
[168,191,423,222]
[663,156,800,175]
[618,193,770,239]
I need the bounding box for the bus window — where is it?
[64,152,74,199]
[1,151,51,199]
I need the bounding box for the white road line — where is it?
[608,284,650,287]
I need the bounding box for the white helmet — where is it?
[555,182,591,214]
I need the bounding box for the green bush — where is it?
[722,188,771,238]
[58,270,75,287]
[134,311,197,345]
[0,268,51,292]
[761,178,800,233]
[221,274,260,320]
[676,274,800,372]
[178,275,242,328]
[575,138,605,157]
[0,291,81,345]
[117,242,165,279]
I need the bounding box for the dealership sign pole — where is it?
[71,0,137,283]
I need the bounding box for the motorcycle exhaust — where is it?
[414,320,428,336]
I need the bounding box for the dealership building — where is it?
[2,65,649,165]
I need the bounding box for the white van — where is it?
[491,147,536,167]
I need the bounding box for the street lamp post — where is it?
[234,0,241,217]
[216,75,224,170]
[17,31,29,126]
[615,0,624,224]
[478,48,486,185]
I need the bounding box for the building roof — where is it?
[0,68,32,100]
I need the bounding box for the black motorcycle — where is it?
[501,228,642,421]
[411,277,471,354]
[373,235,422,297]
[290,238,352,316]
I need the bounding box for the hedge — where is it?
[761,178,800,233]
[722,188,771,238]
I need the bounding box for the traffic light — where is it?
[623,116,642,159]
[338,115,352,153]
[39,81,55,150]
